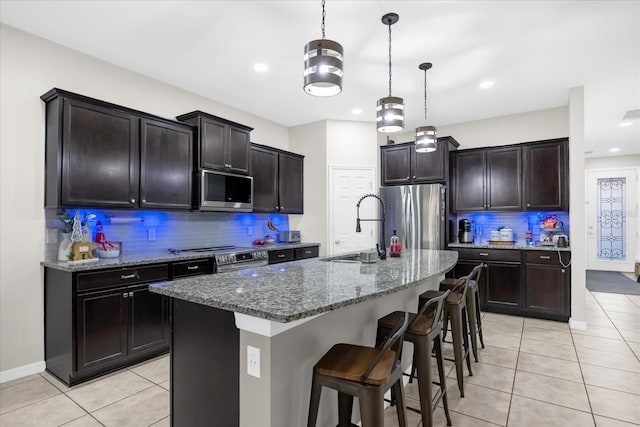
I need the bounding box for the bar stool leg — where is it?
[448,306,466,397]
[391,377,408,427]
[414,335,434,427]
[434,334,452,426]
[462,307,473,374]
[475,290,485,348]
[307,374,321,427]
[337,392,353,427]
[359,389,386,427]
[466,292,480,362]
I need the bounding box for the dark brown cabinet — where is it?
[268,245,319,264]
[42,89,193,210]
[523,138,568,211]
[452,146,522,212]
[176,111,252,175]
[45,264,170,386]
[524,251,571,319]
[380,137,459,186]
[250,144,304,214]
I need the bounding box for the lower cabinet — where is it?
[268,245,319,264]
[449,248,570,320]
[45,264,170,386]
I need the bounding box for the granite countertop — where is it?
[42,242,321,272]
[150,249,457,323]
[449,242,571,252]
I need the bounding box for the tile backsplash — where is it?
[452,211,570,244]
[44,208,290,261]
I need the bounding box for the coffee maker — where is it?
[459,219,473,243]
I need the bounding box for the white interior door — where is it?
[329,166,376,255]
[586,168,638,272]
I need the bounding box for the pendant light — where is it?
[303,0,344,97]
[415,62,437,152]
[377,13,404,133]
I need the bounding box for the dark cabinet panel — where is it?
[268,249,295,264]
[128,285,169,356]
[525,264,567,314]
[140,119,192,209]
[294,246,319,260]
[381,145,412,185]
[251,146,279,213]
[453,151,486,211]
[76,290,127,371]
[201,118,226,170]
[61,98,139,208]
[523,139,568,210]
[227,126,251,175]
[413,142,445,182]
[278,152,304,214]
[485,263,522,308]
[172,259,212,278]
[250,144,304,214]
[486,147,522,210]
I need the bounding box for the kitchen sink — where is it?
[319,252,378,263]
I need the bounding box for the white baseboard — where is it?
[0,361,45,384]
[569,318,588,330]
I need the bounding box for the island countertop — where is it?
[150,249,457,323]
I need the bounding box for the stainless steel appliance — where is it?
[278,230,301,243]
[379,184,446,250]
[169,246,268,272]
[199,169,253,212]
[459,219,474,243]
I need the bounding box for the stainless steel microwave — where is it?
[199,169,253,212]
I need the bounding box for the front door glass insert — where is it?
[597,177,626,261]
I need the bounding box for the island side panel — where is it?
[238,275,443,427]
[171,299,239,427]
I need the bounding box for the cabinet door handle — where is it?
[280,206,284,209]
[561,269,566,273]
[412,176,416,179]
[406,176,410,180]
[187,266,199,271]
[129,292,134,297]
[479,253,489,256]
[277,254,286,258]
[123,293,128,298]
[121,273,137,280]
[540,255,551,260]
[305,250,312,254]
[142,199,146,203]
[130,198,136,204]
[527,203,531,207]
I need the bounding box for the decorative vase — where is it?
[57,232,73,261]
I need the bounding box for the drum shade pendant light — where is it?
[303,0,344,97]
[377,13,404,133]
[415,62,437,152]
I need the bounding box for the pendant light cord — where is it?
[423,68,428,120]
[387,21,392,96]
[321,0,326,39]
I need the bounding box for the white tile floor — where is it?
[1,289,639,426]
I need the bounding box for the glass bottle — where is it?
[390,229,401,257]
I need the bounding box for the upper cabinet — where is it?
[452,146,522,212]
[523,138,568,211]
[176,111,252,175]
[250,144,304,214]
[42,89,193,210]
[380,136,459,186]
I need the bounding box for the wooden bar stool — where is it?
[440,263,486,362]
[377,290,452,427]
[307,313,409,427]
[418,265,483,397]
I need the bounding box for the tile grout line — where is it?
[503,316,526,426]
[590,292,640,363]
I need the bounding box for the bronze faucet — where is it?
[356,193,387,260]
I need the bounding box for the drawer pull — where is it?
[121,273,137,280]
[305,250,312,254]
[123,293,128,298]
[187,266,199,271]
[277,254,286,258]
[539,255,551,260]
[479,253,489,256]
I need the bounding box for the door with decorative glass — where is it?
[586,168,638,272]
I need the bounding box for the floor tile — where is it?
[40,370,72,393]
[609,318,640,331]
[0,394,85,427]
[523,317,570,332]
[0,374,40,391]
[576,347,640,373]
[159,380,170,391]
[481,312,524,326]
[618,328,640,343]
[432,408,499,427]
[572,325,624,340]
[606,311,640,323]
[61,414,103,426]
[66,370,154,412]
[572,334,636,355]
[593,292,636,304]
[581,364,640,395]
[464,362,515,393]
[627,341,640,359]
[512,370,590,412]
[519,337,577,362]
[91,386,169,427]
[507,395,594,427]
[149,416,171,427]
[586,317,616,328]
[594,414,640,426]
[129,355,169,384]
[598,303,640,315]
[517,352,583,383]
[382,402,422,427]
[482,332,521,351]
[439,383,510,426]
[522,326,573,346]
[475,345,519,369]
[0,376,60,415]
[587,385,640,425]
[480,319,523,337]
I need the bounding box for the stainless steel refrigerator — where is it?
[379,184,446,250]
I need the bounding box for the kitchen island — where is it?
[150,249,457,427]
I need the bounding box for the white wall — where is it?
[0,24,290,375]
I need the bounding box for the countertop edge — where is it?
[448,243,571,252]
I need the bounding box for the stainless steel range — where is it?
[168,246,269,273]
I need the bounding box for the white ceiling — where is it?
[1,1,639,157]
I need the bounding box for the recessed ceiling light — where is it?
[609,148,621,152]
[253,63,269,72]
[352,108,363,115]
[479,81,494,89]
[619,121,633,127]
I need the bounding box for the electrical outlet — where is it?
[247,345,261,378]
[148,229,156,241]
